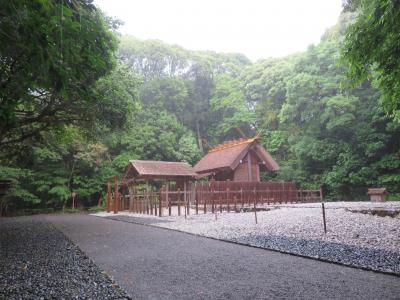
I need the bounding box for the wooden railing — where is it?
[121,181,322,217]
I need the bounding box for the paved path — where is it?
[47,214,400,300]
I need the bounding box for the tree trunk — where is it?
[196,119,204,153]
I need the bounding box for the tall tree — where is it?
[0,0,118,149]
[342,0,400,120]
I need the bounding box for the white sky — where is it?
[94,0,343,61]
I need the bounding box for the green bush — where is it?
[62,208,82,214]
[88,206,105,213]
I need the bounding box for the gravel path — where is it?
[0,216,130,299]
[48,214,400,300]
[96,201,400,274]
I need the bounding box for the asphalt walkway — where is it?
[47,214,400,300]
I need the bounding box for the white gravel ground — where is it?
[94,202,400,253]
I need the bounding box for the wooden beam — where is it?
[235,127,248,139]
[106,180,111,213]
[114,176,118,214]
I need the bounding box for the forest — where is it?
[1,0,399,213]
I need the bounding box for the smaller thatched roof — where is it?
[367,188,387,195]
[124,160,197,183]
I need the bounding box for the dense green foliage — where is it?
[0,0,119,149]
[1,7,399,214]
[342,0,400,120]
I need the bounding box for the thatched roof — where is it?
[367,188,387,195]
[193,138,279,174]
[124,160,197,182]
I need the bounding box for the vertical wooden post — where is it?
[145,180,148,215]
[195,182,199,215]
[137,190,139,214]
[154,193,158,216]
[254,200,258,224]
[322,202,327,234]
[150,191,153,215]
[106,180,111,213]
[240,188,243,208]
[211,191,215,214]
[136,191,139,214]
[152,195,155,215]
[184,187,187,219]
[184,181,189,215]
[146,191,148,215]
[152,192,155,216]
[158,187,162,217]
[154,191,157,216]
[226,187,230,213]
[147,193,150,215]
[133,185,136,213]
[141,193,143,214]
[113,176,118,214]
[177,188,181,216]
[204,183,207,214]
[167,182,171,216]
[71,192,76,209]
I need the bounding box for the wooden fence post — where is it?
[184,189,187,220]
[114,176,118,214]
[195,182,199,215]
[211,186,215,214]
[106,180,111,213]
[155,192,157,215]
[226,187,230,213]
[158,190,162,217]
[184,181,189,215]
[133,186,136,213]
[322,202,327,234]
[204,183,207,214]
[177,188,181,216]
[149,192,155,215]
[167,183,171,216]
[129,185,134,212]
[254,200,258,224]
[281,181,286,204]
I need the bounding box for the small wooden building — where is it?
[367,188,387,202]
[119,160,198,215]
[193,137,279,181]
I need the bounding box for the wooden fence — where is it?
[120,181,322,216]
